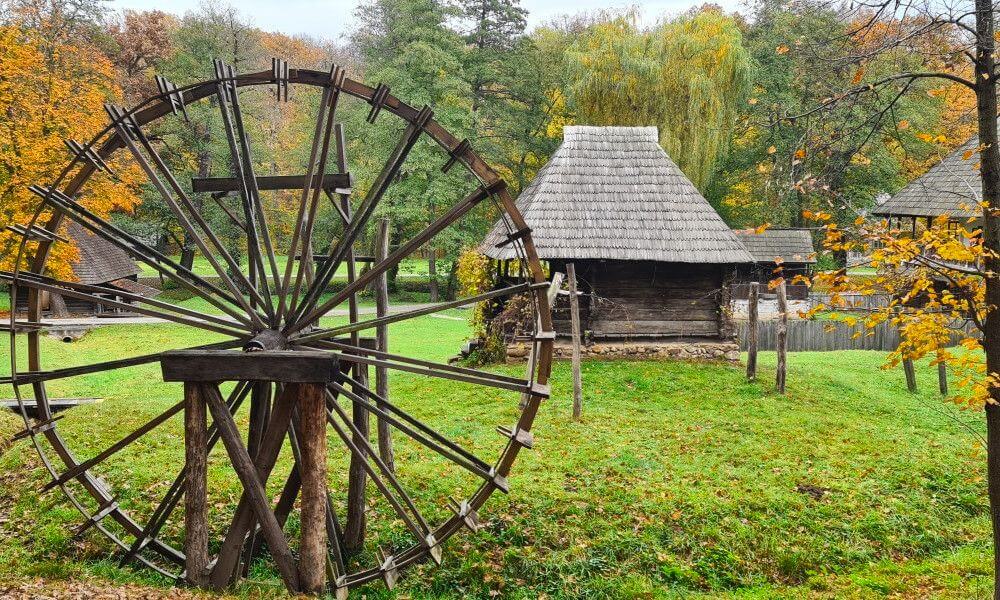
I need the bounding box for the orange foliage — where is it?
[0,24,143,280]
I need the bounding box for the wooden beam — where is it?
[191,173,351,194]
[183,383,209,587]
[161,350,338,383]
[298,383,327,594]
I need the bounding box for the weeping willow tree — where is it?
[564,8,751,190]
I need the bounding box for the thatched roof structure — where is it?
[483,126,753,263]
[872,137,981,219]
[734,228,816,264]
[67,221,140,285]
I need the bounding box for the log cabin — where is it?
[482,125,753,343]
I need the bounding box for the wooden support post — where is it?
[183,382,208,587]
[903,357,917,392]
[520,273,563,410]
[746,282,759,381]
[567,263,583,421]
[344,363,370,553]
[938,361,948,395]
[775,281,788,394]
[375,218,394,471]
[298,383,327,594]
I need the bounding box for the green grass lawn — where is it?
[0,317,991,598]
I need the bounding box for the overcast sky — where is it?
[108,0,746,42]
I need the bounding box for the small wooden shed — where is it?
[482,125,752,340]
[17,222,157,315]
[732,228,816,299]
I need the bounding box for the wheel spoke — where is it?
[212,61,278,320]
[106,104,270,328]
[6,340,243,386]
[325,389,431,541]
[304,339,530,394]
[44,400,185,491]
[29,185,254,327]
[291,105,434,329]
[327,378,495,483]
[290,281,547,350]
[284,66,346,321]
[3,271,249,337]
[288,182,496,332]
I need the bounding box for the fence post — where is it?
[938,361,948,395]
[567,263,583,420]
[775,281,787,394]
[746,282,759,380]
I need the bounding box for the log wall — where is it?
[549,260,723,339]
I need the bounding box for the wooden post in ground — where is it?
[375,217,394,471]
[903,357,917,392]
[183,382,208,587]
[520,273,564,410]
[746,282,759,381]
[775,281,788,394]
[938,361,948,395]
[344,363,370,553]
[297,383,327,594]
[567,263,583,420]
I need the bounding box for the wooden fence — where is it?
[735,319,977,352]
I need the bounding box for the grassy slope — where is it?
[0,317,991,598]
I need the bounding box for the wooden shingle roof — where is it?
[733,228,816,264]
[482,126,753,264]
[872,137,981,218]
[67,221,140,285]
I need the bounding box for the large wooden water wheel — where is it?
[4,61,554,596]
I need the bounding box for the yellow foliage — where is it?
[807,212,993,407]
[0,24,142,279]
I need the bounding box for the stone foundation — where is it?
[506,339,741,363]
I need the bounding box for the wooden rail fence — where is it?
[735,319,976,352]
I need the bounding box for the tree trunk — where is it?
[973,0,1000,591]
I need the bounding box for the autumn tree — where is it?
[0,0,142,280]
[108,9,176,104]
[563,8,751,190]
[773,0,1000,593]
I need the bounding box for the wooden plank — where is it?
[589,320,719,337]
[567,263,583,421]
[184,383,209,587]
[191,173,351,193]
[747,282,759,380]
[161,350,338,383]
[298,383,327,594]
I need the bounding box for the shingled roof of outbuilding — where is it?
[67,221,140,285]
[872,136,981,218]
[733,228,816,264]
[482,126,753,263]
